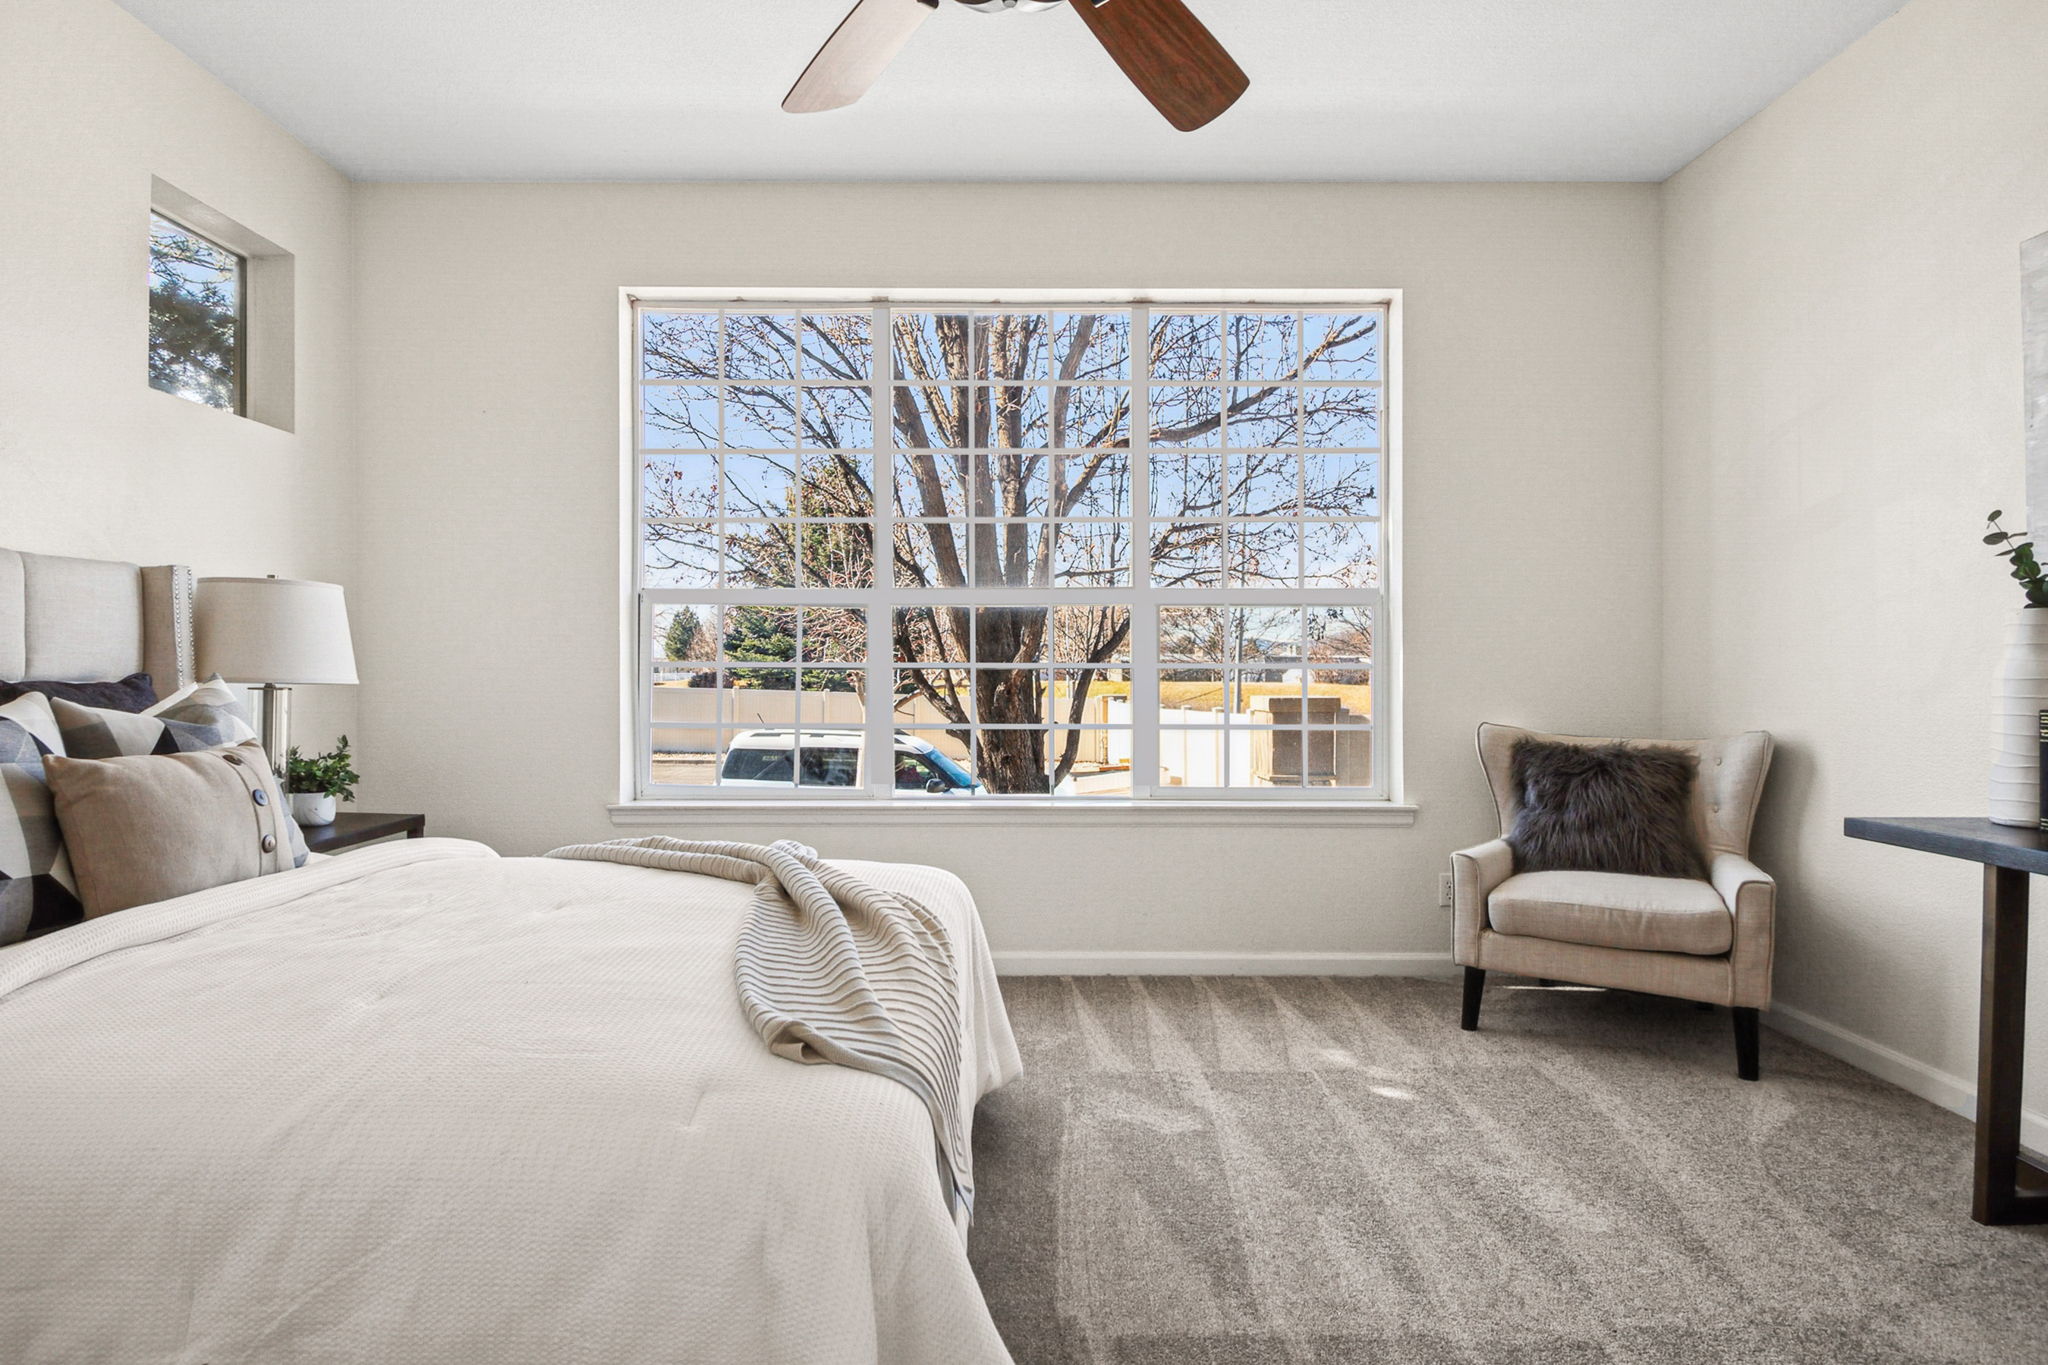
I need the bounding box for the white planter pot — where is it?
[1989,606,2048,826]
[291,793,337,827]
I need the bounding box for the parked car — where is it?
[719,729,984,794]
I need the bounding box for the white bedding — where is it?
[0,839,1021,1365]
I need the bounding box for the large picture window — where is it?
[630,295,1393,803]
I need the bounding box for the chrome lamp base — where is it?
[256,682,293,780]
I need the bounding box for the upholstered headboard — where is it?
[0,548,195,692]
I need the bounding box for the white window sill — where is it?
[608,800,1418,829]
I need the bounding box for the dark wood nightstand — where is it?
[301,811,426,854]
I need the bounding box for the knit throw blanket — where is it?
[542,837,973,1215]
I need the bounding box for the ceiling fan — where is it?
[783,0,1248,132]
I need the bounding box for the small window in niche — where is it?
[148,212,244,413]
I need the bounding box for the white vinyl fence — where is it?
[655,687,1368,787]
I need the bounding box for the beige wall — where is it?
[351,181,1665,963]
[1661,0,2048,1129]
[0,0,358,748]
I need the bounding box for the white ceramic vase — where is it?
[291,792,337,827]
[1989,605,2048,826]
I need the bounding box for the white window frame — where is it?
[616,288,1405,818]
[147,178,298,433]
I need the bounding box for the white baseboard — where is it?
[992,950,1457,977]
[1769,1001,2048,1154]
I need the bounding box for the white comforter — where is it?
[0,839,1021,1365]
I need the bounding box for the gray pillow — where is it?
[0,673,156,713]
[45,741,295,918]
[1505,738,1708,881]
[0,692,81,943]
[51,676,257,760]
[49,679,307,868]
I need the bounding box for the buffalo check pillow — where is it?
[50,677,307,868]
[0,691,82,944]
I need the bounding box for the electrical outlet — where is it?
[1438,872,1454,908]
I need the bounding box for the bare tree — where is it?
[641,309,1380,793]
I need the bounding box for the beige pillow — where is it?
[45,741,295,918]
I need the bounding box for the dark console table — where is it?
[1844,817,2048,1225]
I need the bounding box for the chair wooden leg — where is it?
[1461,966,1485,1031]
[1733,1006,1760,1081]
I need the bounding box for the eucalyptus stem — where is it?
[1985,511,2048,608]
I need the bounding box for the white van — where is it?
[718,729,984,794]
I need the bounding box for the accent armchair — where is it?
[1451,723,1777,1079]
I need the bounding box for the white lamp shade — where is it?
[195,577,359,685]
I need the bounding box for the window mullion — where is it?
[1376,585,1392,802]
[867,303,895,800]
[636,592,655,798]
[633,304,653,799]
[1129,304,1158,798]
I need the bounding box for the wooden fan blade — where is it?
[1070,0,1248,132]
[783,0,939,114]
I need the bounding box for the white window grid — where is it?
[630,295,1394,803]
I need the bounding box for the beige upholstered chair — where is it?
[1451,723,1776,1079]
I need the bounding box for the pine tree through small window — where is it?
[148,213,243,413]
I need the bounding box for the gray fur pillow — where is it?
[1505,738,1708,881]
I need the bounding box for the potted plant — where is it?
[1984,512,2048,825]
[284,735,358,828]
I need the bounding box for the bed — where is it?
[0,549,1022,1365]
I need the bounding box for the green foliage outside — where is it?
[723,605,856,692]
[148,217,239,411]
[663,608,701,661]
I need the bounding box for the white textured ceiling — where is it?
[113,0,1909,183]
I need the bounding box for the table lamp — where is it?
[195,575,359,776]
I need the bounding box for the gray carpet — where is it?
[967,976,2048,1364]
